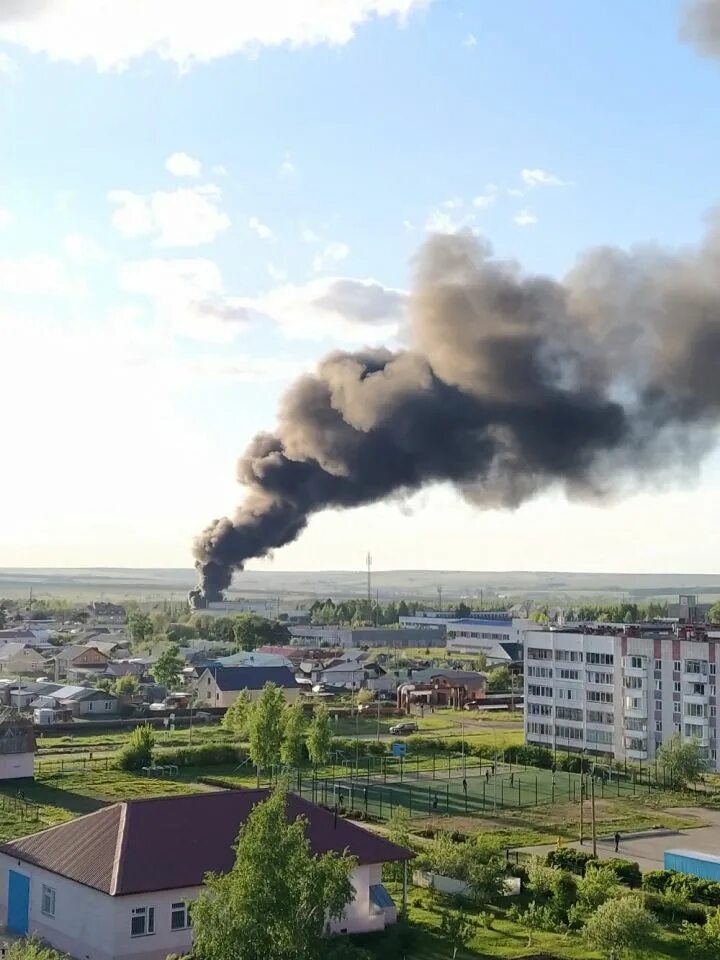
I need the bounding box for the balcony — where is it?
[624,699,648,718]
[626,748,649,760]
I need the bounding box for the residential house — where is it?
[8,682,61,712]
[0,644,48,677]
[0,715,35,780]
[197,666,300,708]
[216,650,294,669]
[84,639,131,658]
[53,645,109,681]
[33,685,119,718]
[396,669,487,709]
[0,790,411,959]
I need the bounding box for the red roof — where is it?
[0,790,412,896]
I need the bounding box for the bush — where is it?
[503,744,553,769]
[155,743,246,767]
[644,871,720,906]
[642,891,707,925]
[603,857,642,888]
[116,724,154,771]
[546,848,598,875]
[642,870,674,895]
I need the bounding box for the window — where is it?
[104,701,112,710]
[528,684,552,698]
[685,723,705,739]
[587,690,613,704]
[586,729,614,745]
[654,679,662,692]
[586,652,614,666]
[587,671,613,685]
[131,907,155,938]
[711,664,717,676]
[41,885,56,918]
[685,660,708,675]
[712,705,717,718]
[527,648,552,661]
[556,706,583,721]
[558,668,580,681]
[673,681,681,693]
[655,720,662,733]
[587,709,614,725]
[655,699,662,712]
[527,702,552,716]
[624,676,643,690]
[555,649,583,662]
[171,902,190,931]
[87,701,93,711]
[629,656,643,669]
[686,702,707,718]
[655,659,662,671]
[625,717,647,731]
[673,660,681,672]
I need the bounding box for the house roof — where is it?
[0,790,412,896]
[0,643,43,661]
[217,651,293,669]
[49,684,116,702]
[56,644,109,662]
[207,666,299,691]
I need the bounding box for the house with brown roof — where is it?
[0,790,411,960]
[52,644,109,681]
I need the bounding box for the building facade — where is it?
[445,617,533,655]
[0,791,410,960]
[524,626,720,769]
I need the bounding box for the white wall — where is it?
[0,858,392,959]
[0,752,33,780]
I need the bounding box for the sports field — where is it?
[296,761,650,820]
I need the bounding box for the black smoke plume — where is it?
[681,0,720,60]
[191,225,720,603]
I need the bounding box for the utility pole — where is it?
[437,585,443,611]
[590,771,597,857]
[366,552,372,605]
[579,773,585,845]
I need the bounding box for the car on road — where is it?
[389,721,418,735]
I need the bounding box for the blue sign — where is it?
[392,743,407,758]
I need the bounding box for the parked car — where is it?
[389,721,418,735]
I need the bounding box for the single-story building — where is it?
[0,644,48,677]
[196,666,300,708]
[8,682,62,712]
[33,685,119,717]
[0,715,35,780]
[0,790,411,960]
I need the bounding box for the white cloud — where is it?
[279,156,296,177]
[0,51,16,76]
[267,263,287,281]
[313,241,349,273]
[507,187,525,198]
[0,256,81,295]
[473,184,497,209]
[403,219,415,232]
[301,227,322,244]
[426,197,478,234]
[521,168,569,188]
[118,257,250,341]
[108,184,230,247]
[248,215,275,241]
[463,33,477,47]
[211,164,228,176]
[181,354,307,384]
[62,233,106,263]
[0,0,431,70]
[247,276,407,341]
[165,151,202,178]
[513,208,538,227]
[0,208,12,229]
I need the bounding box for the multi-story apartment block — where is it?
[524,626,719,770]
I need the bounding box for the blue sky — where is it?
[1,0,720,573]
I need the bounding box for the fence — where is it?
[35,755,113,775]
[0,793,40,824]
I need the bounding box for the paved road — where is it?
[514,807,720,872]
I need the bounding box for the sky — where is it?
[1,0,720,574]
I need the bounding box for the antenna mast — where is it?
[366,552,372,604]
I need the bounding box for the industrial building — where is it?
[524,625,720,769]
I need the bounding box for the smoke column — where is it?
[681,0,720,60]
[191,224,720,603]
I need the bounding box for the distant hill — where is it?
[1,567,720,604]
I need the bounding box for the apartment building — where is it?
[445,616,534,655]
[524,626,720,770]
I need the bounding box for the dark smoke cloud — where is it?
[680,0,720,60]
[192,223,720,602]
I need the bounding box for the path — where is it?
[513,806,720,873]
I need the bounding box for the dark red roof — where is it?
[0,790,412,896]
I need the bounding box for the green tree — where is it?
[455,602,472,618]
[232,613,288,651]
[166,622,197,643]
[281,702,306,766]
[128,610,153,645]
[248,683,285,773]
[151,644,184,690]
[486,666,511,692]
[467,856,507,906]
[583,896,657,960]
[576,863,619,913]
[223,689,252,738]
[114,673,139,696]
[307,704,333,766]
[657,733,707,787]
[439,909,475,960]
[6,938,68,960]
[192,787,355,960]
[117,724,154,771]
[683,905,720,958]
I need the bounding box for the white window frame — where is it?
[131,906,156,938]
[41,884,56,918]
[171,901,191,931]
